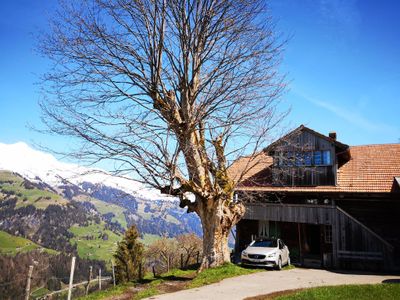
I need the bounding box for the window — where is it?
[279,240,284,249]
[274,150,332,167]
[313,150,331,165]
[322,150,331,165]
[251,239,277,247]
[304,152,312,166]
[313,151,322,165]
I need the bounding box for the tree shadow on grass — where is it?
[161,275,193,281]
[382,279,400,284]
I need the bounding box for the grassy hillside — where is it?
[75,196,127,228]
[0,171,68,209]
[69,223,122,262]
[141,233,161,246]
[136,201,180,225]
[0,230,57,255]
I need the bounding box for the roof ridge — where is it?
[350,143,400,148]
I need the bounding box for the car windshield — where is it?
[251,239,277,247]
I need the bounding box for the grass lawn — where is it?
[0,230,57,255]
[30,287,51,299]
[263,284,400,300]
[76,283,135,300]
[188,263,262,288]
[78,263,266,300]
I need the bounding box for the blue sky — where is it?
[0,0,399,157]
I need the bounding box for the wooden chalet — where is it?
[230,125,400,271]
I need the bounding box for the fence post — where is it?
[111,262,116,287]
[98,268,102,290]
[67,257,76,300]
[85,266,93,296]
[25,265,34,300]
[138,262,143,280]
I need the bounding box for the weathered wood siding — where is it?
[243,203,395,270]
[271,130,336,186]
[334,207,394,270]
[245,203,335,225]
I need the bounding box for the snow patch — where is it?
[0,142,173,201]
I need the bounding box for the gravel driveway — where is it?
[144,268,400,300]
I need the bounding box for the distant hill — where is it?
[0,142,202,263]
[0,230,57,255]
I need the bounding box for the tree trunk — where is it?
[197,198,245,271]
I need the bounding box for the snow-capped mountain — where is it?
[0,142,172,201]
[0,141,203,254]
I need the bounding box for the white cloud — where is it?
[294,90,397,134]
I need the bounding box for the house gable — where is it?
[266,125,349,187]
[230,126,400,194]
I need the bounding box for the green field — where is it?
[136,201,180,225]
[0,230,57,255]
[81,197,127,228]
[30,287,51,299]
[0,171,68,209]
[69,223,122,262]
[93,201,127,228]
[136,202,153,220]
[140,233,161,246]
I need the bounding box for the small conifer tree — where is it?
[113,225,144,283]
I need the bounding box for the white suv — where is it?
[241,238,290,270]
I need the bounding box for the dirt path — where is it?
[143,268,400,300]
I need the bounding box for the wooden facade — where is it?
[232,125,400,271]
[235,203,395,270]
[270,129,339,186]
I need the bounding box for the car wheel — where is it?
[276,257,282,270]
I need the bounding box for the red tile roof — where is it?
[229,144,400,194]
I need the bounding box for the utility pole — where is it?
[98,268,102,290]
[25,265,34,300]
[85,266,93,296]
[111,262,116,287]
[67,256,76,300]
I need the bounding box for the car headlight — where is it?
[242,251,248,257]
[267,252,278,258]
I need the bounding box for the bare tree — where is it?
[146,237,179,273]
[176,233,202,268]
[39,0,286,270]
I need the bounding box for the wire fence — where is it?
[0,257,115,300]
[35,276,113,299]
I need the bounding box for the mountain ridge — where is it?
[0,141,172,201]
[0,142,203,262]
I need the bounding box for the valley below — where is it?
[0,142,203,299]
